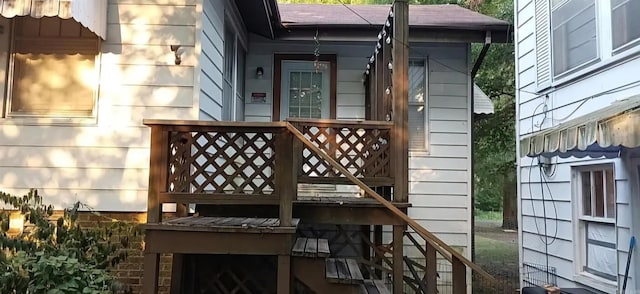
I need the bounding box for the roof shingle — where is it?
[278,4,509,30]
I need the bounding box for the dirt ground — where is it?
[475,220,518,243]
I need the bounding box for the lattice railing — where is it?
[168,130,277,195]
[289,118,393,186]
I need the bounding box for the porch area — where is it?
[141,118,497,294]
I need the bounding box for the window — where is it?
[408,59,428,150]
[7,17,99,117]
[222,26,246,121]
[611,0,640,50]
[551,0,598,76]
[575,166,617,283]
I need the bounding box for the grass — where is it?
[475,236,518,265]
[475,210,503,221]
[474,235,520,293]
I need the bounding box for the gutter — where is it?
[471,31,492,78]
[470,30,491,263]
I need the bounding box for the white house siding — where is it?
[199,0,224,120]
[244,38,472,263]
[0,0,200,211]
[516,0,640,291]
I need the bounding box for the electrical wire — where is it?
[336,0,375,26]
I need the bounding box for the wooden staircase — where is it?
[292,237,390,294]
[141,119,500,294]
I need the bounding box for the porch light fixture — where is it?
[170,45,183,65]
[256,67,264,79]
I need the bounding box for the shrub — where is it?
[0,189,140,293]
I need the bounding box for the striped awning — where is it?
[0,0,107,39]
[520,95,640,158]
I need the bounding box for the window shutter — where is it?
[534,0,552,90]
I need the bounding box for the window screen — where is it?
[408,59,427,150]
[10,17,98,117]
[551,0,598,76]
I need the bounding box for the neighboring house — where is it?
[0,0,509,292]
[516,0,640,293]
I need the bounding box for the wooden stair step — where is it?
[292,237,331,257]
[359,280,390,294]
[325,258,364,284]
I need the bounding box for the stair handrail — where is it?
[285,122,497,284]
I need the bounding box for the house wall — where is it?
[0,0,201,211]
[198,0,224,120]
[244,37,472,259]
[516,0,640,292]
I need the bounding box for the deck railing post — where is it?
[144,125,169,294]
[147,125,169,223]
[275,128,296,227]
[452,255,467,294]
[425,241,438,294]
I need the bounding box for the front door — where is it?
[273,55,336,121]
[280,60,331,121]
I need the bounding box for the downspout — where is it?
[470,31,492,263]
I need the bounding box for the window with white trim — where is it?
[408,59,428,151]
[222,24,245,121]
[611,0,640,51]
[6,17,99,118]
[574,166,617,283]
[551,0,598,76]
[534,0,640,89]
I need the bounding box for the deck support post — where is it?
[391,0,409,204]
[392,225,404,294]
[144,126,169,293]
[143,253,160,294]
[277,255,292,294]
[391,1,408,291]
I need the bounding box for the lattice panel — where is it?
[167,131,276,194]
[296,125,391,178]
[187,255,277,294]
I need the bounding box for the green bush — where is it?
[0,189,140,293]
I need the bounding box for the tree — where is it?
[470,0,517,229]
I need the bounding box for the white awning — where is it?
[520,95,640,158]
[0,0,107,39]
[474,83,494,114]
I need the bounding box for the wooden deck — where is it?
[145,216,300,234]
